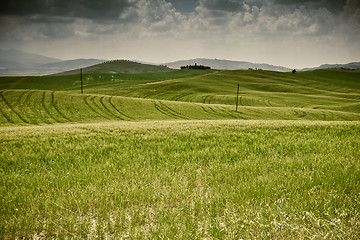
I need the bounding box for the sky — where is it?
[0,0,359,68]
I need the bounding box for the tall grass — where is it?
[1,120,359,239]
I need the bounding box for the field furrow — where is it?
[90,96,113,120]
[41,91,62,123]
[108,97,133,120]
[99,96,125,120]
[0,90,30,124]
[51,91,72,122]
[156,101,189,120]
[152,100,179,119]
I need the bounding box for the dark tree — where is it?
[292,69,297,74]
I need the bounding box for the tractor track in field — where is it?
[42,91,62,123]
[84,95,108,119]
[292,108,307,119]
[199,105,228,118]
[83,95,102,117]
[0,90,29,124]
[0,91,14,123]
[90,96,114,120]
[266,100,274,107]
[23,91,39,124]
[24,90,34,104]
[51,92,72,122]
[202,95,215,104]
[99,96,125,120]
[109,97,134,120]
[171,93,192,101]
[204,105,242,119]
[153,100,188,120]
[217,105,242,119]
[51,91,72,122]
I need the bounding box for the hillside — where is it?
[164,58,292,71]
[37,58,105,73]
[54,60,173,75]
[0,68,359,125]
[302,62,360,71]
[0,49,61,69]
[0,49,63,76]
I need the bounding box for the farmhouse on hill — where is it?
[180,63,211,70]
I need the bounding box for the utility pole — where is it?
[80,68,83,94]
[236,84,239,112]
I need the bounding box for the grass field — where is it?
[1,120,359,239]
[0,65,359,238]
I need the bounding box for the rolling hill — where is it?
[1,58,359,240]
[0,62,359,125]
[164,58,292,71]
[53,60,173,75]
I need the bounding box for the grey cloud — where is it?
[272,0,347,13]
[0,0,133,21]
[199,0,246,12]
[28,15,76,24]
[166,0,199,14]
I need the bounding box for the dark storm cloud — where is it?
[200,0,246,12]
[272,0,347,13]
[166,0,199,14]
[0,0,133,21]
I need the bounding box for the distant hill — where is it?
[0,49,61,69]
[38,59,106,73]
[301,62,360,71]
[53,60,172,75]
[0,49,107,76]
[164,58,292,72]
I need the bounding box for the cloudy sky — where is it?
[0,0,359,68]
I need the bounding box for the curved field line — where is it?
[202,95,214,104]
[153,100,187,119]
[99,96,125,120]
[42,91,62,123]
[153,100,176,119]
[172,93,193,101]
[207,95,215,104]
[51,92,71,122]
[293,108,307,118]
[84,95,101,116]
[0,90,29,124]
[266,100,274,107]
[23,90,34,104]
[158,101,189,119]
[199,105,228,118]
[0,93,14,123]
[208,105,239,119]
[109,97,134,120]
[90,96,114,120]
[84,95,112,120]
[16,90,28,105]
[23,91,39,124]
[217,106,241,119]
[199,105,213,114]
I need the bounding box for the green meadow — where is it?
[0,63,359,239]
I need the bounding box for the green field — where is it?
[0,64,359,238]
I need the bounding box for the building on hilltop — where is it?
[180,63,211,70]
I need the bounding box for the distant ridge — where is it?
[38,59,106,73]
[164,58,292,72]
[0,49,61,69]
[53,59,172,76]
[301,62,360,71]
